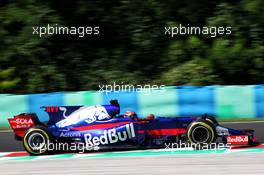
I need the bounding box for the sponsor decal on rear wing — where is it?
[8,115,35,129]
[8,114,39,138]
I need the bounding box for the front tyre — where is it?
[187,120,216,144]
[23,126,52,155]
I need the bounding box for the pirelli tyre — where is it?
[197,115,219,126]
[205,116,218,126]
[187,119,217,144]
[23,126,53,155]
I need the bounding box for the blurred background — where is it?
[0,0,264,94]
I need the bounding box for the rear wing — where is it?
[8,113,43,138]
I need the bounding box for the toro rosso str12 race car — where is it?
[8,100,258,155]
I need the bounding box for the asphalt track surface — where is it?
[0,151,264,174]
[1,121,264,152]
[0,121,264,175]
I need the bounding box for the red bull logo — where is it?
[226,135,248,145]
[84,123,136,148]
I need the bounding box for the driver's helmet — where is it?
[124,111,138,120]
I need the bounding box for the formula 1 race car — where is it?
[8,100,258,155]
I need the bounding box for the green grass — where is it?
[0,126,11,131]
[218,118,264,122]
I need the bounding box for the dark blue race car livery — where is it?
[8,100,258,155]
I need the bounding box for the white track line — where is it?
[0,152,11,156]
[73,153,100,159]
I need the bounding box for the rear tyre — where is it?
[205,116,218,125]
[23,126,53,155]
[187,119,216,144]
[197,114,218,125]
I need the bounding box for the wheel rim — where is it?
[191,126,210,143]
[28,133,46,152]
